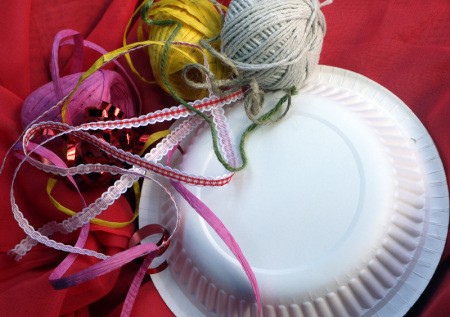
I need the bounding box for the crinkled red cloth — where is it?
[0,0,449,316]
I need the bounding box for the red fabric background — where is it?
[0,0,449,316]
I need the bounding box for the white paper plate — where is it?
[139,66,449,317]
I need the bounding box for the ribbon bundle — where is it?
[2,0,331,316]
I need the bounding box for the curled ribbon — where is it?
[66,101,149,188]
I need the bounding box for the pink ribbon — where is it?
[21,29,140,128]
[6,29,263,317]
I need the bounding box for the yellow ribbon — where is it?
[122,0,158,85]
[138,129,171,156]
[46,178,139,228]
[60,39,202,122]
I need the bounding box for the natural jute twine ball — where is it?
[221,0,327,91]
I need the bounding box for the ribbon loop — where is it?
[129,224,171,274]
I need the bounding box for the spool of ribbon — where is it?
[21,29,140,128]
[138,0,230,101]
[20,29,147,188]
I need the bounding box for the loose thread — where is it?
[142,7,239,170]
[141,2,297,172]
[237,86,296,171]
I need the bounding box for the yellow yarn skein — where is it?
[141,0,228,101]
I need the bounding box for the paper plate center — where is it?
[198,107,365,271]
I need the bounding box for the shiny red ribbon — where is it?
[65,101,149,188]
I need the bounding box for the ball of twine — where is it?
[221,0,327,91]
[144,0,229,101]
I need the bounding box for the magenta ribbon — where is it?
[49,224,170,317]
[11,28,262,317]
[166,146,261,316]
[21,29,140,128]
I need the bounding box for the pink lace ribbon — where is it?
[10,97,239,260]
